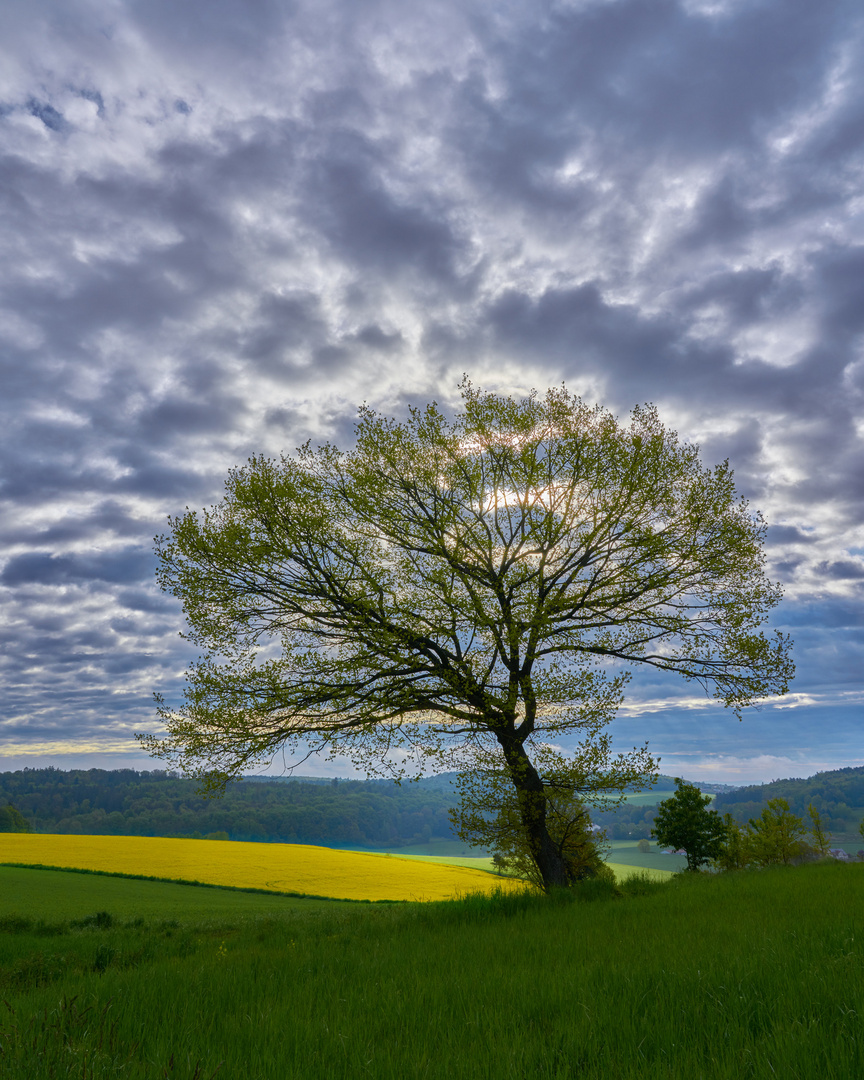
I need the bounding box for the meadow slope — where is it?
[0,863,861,1078]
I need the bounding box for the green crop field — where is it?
[1,861,862,1078]
[0,865,352,922]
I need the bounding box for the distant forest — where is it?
[593,767,864,840]
[0,769,457,848]
[1,765,862,845]
[713,766,864,837]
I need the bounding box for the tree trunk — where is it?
[497,734,571,891]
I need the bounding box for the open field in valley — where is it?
[606,840,688,873]
[618,787,678,805]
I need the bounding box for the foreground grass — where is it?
[1,862,862,1079]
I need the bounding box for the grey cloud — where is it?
[810,245,864,339]
[0,0,862,771]
[483,283,722,397]
[301,137,467,284]
[674,175,762,254]
[818,560,864,580]
[676,265,804,327]
[774,558,804,582]
[115,588,177,615]
[0,502,157,547]
[1,550,154,587]
[28,100,67,132]
[469,278,861,504]
[349,325,404,352]
[0,460,120,504]
[136,395,244,441]
[447,0,850,213]
[111,462,216,500]
[697,419,764,475]
[767,526,817,546]
[128,0,294,64]
[263,405,308,431]
[239,292,329,372]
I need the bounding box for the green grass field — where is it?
[618,786,677,805]
[362,850,677,881]
[0,865,352,921]
[607,839,688,872]
[1,861,862,1078]
[317,837,687,876]
[386,839,493,857]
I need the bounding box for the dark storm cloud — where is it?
[1,0,862,777]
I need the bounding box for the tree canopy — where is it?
[651,779,728,871]
[0,803,31,833]
[143,381,793,890]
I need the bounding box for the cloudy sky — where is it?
[1,0,862,785]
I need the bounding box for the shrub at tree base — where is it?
[453,776,610,888]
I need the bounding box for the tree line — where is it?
[652,778,863,872]
[0,769,456,848]
[2,766,862,847]
[596,768,864,841]
[713,767,864,836]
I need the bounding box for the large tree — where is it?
[142,382,793,890]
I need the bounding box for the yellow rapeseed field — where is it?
[0,834,526,902]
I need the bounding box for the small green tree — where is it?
[0,804,31,833]
[746,798,809,866]
[637,838,651,853]
[807,803,831,858]
[651,779,727,871]
[714,813,750,871]
[491,854,508,875]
